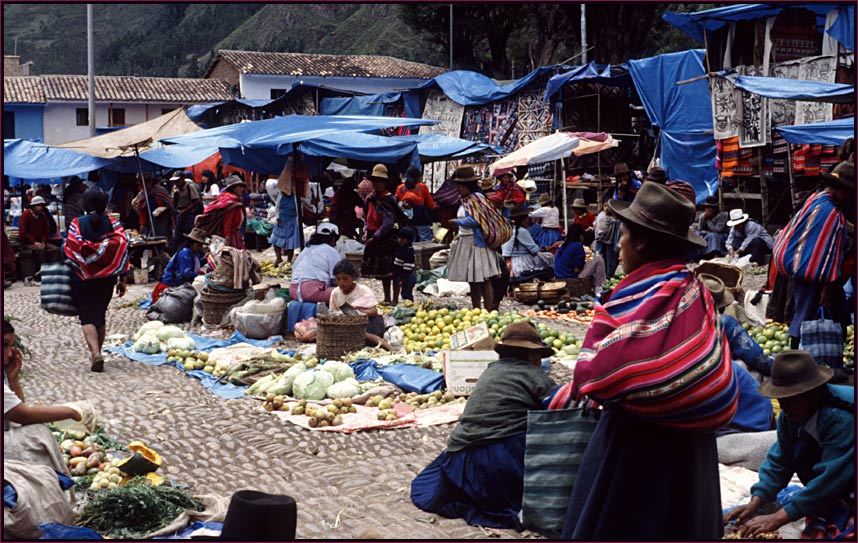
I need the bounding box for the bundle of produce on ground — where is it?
[602,272,627,291]
[259,259,291,278]
[131,322,195,354]
[524,299,596,324]
[204,344,300,380]
[845,324,854,368]
[742,321,790,356]
[166,350,210,371]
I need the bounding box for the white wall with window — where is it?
[42,102,189,144]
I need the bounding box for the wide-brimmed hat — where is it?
[758,350,833,399]
[316,222,339,237]
[509,204,529,218]
[479,178,496,191]
[219,490,297,540]
[169,171,182,181]
[614,163,631,176]
[370,164,389,182]
[698,273,734,309]
[644,166,668,184]
[223,174,246,190]
[703,195,720,208]
[29,196,46,207]
[184,227,208,244]
[454,165,480,183]
[538,193,552,206]
[726,208,749,227]
[608,182,706,247]
[571,197,588,209]
[494,321,555,359]
[822,160,855,192]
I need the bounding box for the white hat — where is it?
[726,209,749,227]
[29,196,46,206]
[317,222,339,236]
[169,172,182,181]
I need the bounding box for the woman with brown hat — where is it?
[725,350,854,539]
[411,321,556,528]
[446,165,509,310]
[194,174,247,249]
[550,182,738,539]
[570,198,595,231]
[361,164,408,304]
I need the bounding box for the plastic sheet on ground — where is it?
[271,401,465,433]
[139,294,152,310]
[106,331,279,366]
[350,359,445,394]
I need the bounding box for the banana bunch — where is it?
[260,259,291,278]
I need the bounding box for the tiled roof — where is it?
[3,75,233,104]
[210,50,446,79]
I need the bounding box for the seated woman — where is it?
[411,321,556,528]
[553,225,607,293]
[528,193,562,249]
[289,222,342,304]
[501,205,553,281]
[151,228,208,304]
[725,351,855,539]
[328,259,392,350]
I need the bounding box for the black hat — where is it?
[218,490,297,541]
[703,195,720,208]
[822,161,855,192]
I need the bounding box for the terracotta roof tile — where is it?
[3,75,232,104]
[213,50,445,79]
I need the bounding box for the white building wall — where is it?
[42,102,189,145]
[240,73,431,100]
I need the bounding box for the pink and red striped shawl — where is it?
[63,217,131,281]
[550,259,738,431]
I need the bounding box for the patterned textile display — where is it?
[770,60,802,127]
[517,90,553,148]
[796,55,837,125]
[717,136,741,175]
[63,216,131,281]
[712,76,741,140]
[739,65,770,148]
[550,260,739,431]
[461,98,520,156]
[771,9,823,61]
[460,192,512,250]
[772,190,847,284]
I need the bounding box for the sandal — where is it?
[90,354,104,373]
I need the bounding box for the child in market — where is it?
[392,226,417,305]
[329,259,393,350]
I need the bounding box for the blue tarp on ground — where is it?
[628,49,718,202]
[3,139,116,179]
[350,359,445,394]
[721,74,855,103]
[412,66,560,106]
[776,118,855,145]
[663,4,846,45]
[543,62,634,106]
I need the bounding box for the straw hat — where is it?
[184,228,208,244]
[370,164,389,182]
[822,160,855,192]
[494,321,555,359]
[571,198,588,210]
[758,350,833,399]
[538,193,552,206]
[453,165,480,183]
[726,208,749,227]
[608,182,706,247]
[479,178,496,191]
[29,196,47,207]
[698,273,734,309]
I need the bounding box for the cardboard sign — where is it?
[449,322,494,351]
[443,350,499,397]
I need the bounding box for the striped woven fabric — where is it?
[39,262,77,316]
[550,259,738,431]
[461,192,512,250]
[772,191,847,284]
[63,217,131,280]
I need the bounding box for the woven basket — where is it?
[316,314,368,359]
[565,277,594,298]
[201,286,249,326]
[514,281,567,305]
[345,253,363,276]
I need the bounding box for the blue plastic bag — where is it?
[38,523,103,539]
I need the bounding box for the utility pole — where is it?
[87,4,96,137]
[449,4,453,70]
[580,4,587,64]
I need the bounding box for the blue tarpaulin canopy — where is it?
[395,133,500,160]
[412,66,560,106]
[628,50,718,202]
[3,139,116,180]
[720,73,855,103]
[543,62,634,105]
[319,92,422,120]
[297,132,420,168]
[663,4,853,51]
[776,117,855,145]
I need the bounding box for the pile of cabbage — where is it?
[248,360,363,401]
[131,322,195,354]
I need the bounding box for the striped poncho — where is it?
[63,215,131,281]
[772,190,847,284]
[551,259,738,431]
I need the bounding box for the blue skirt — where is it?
[528,224,563,249]
[411,433,526,529]
[268,198,302,250]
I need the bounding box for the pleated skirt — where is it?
[447,235,501,283]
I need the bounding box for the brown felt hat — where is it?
[494,321,555,359]
[698,273,734,309]
[644,166,668,184]
[509,204,529,218]
[614,163,631,176]
[223,174,246,190]
[822,160,855,192]
[454,165,480,183]
[608,182,706,247]
[184,227,208,245]
[758,350,833,399]
[479,178,496,191]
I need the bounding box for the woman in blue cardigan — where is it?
[725,350,854,539]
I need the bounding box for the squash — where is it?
[115,441,162,476]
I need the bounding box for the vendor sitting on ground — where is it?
[553,225,607,293]
[289,222,342,304]
[696,196,729,258]
[328,259,392,350]
[18,196,61,271]
[502,204,553,281]
[726,209,774,265]
[528,193,562,249]
[151,227,208,304]
[411,321,557,528]
[725,350,855,539]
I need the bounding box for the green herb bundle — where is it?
[75,478,203,538]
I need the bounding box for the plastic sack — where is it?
[741,290,769,328]
[376,363,445,394]
[38,523,103,540]
[294,317,318,343]
[146,284,197,323]
[209,235,225,255]
[336,237,365,258]
[428,249,449,269]
[4,461,74,539]
[426,278,470,297]
[229,297,286,340]
[384,326,405,349]
[415,266,448,293]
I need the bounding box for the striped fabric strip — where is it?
[461,192,512,250]
[551,260,738,431]
[63,217,131,280]
[773,191,847,284]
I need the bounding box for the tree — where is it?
[584,4,661,64]
[399,4,481,71]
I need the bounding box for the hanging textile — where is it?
[738,65,770,148]
[771,9,823,61]
[711,75,742,139]
[795,55,837,125]
[516,90,553,148]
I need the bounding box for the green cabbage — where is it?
[166,337,196,351]
[133,321,164,341]
[292,370,334,400]
[319,360,355,383]
[155,325,186,342]
[268,363,307,396]
[132,332,162,354]
[326,378,361,399]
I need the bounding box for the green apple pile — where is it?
[602,273,626,291]
[166,350,211,372]
[536,322,581,357]
[743,321,790,356]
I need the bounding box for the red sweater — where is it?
[19,209,50,245]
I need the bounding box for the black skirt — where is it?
[361,233,398,279]
[71,275,116,327]
[563,407,723,540]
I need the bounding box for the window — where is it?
[270,88,288,99]
[109,108,125,127]
[76,108,89,126]
[3,111,15,139]
[162,108,173,116]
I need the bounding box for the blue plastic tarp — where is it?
[349,359,445,394]
[297,132,421,168]
[105,332,278,368]
[628,50,718,202]
[828,5,855,52]
[3,139,116,179]
[319,92,422,121]
[544,62,634,105]
[776,118,855,145]
[721,74,855,103]
[413,66,559,106]
[395,133,499,160]
[137,145,218,168]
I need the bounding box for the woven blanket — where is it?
[461,192,512,250]
[63,217,130,280]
